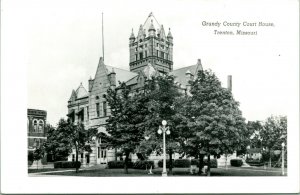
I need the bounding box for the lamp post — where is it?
[158,120,170,177]
[281,142,285,176]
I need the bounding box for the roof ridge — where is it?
[105,65,137,74]
[173,64,196,71]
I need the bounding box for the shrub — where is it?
[230,159,243,167]
[191,158,218,168]
[246,158,264,166]
[54,161,81,168]
[132,160,154,169]
[107,161,133,169]
[174,159,191,168]
[204,159,218,168]
[158,159,173,168]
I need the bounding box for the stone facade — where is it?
[129,13,173,74]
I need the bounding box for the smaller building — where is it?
[27,109,47,168]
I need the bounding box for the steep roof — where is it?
[143,12,160,32]
[170,59,203,87]
[105,65,138,87]
[75,82,88,99]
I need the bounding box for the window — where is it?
[87,106,89,120]
[38,120,44,132]
[157,50,159,57]
[161,51,164,59]
[33,120,38,132]
[139,52,143,60]
[166,54,169,60]
[145,51,147,58]
[135,54,138,61]
[72,154,75,162]
[98,147,100,158]
[96,103,100,117]
[103,101,107,117]
[33,138,40,147]
[156,43,159,47]
[161,45,164,49]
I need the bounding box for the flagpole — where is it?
[102,12,104,62]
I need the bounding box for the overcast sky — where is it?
[3,0,298,126]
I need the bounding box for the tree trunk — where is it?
[198,153,204,175]
[124,151,130,174]
[269,151,272,168]
[207,153,211,176]
[168,150,173,175]
[115,148,118,161]
[75,146,79,173]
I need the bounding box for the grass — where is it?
[30,167,287,177]
[28,168,73,173]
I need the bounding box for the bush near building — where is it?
[191,159,218,168]
[230,159,243,167]
[158,159,173,168]
[54,161,81,169]
[107,161,133,169]
[132,160,155,169]
[173,159,191,168]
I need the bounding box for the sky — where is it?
[3,0,298,126]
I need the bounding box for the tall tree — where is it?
[106,82,147,173]
[139,75,184,174]
[260,115,287,167]
[186,70,247,176]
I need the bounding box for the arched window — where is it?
[38,120,44,132]
[33,120,38,132]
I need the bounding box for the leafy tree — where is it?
[138,75,185,174]
[41,124,69,161]
[105,83,147,173]
[260,115,287,167]
[185,70,247,176]
[39,119,95,173]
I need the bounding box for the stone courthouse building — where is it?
[67,13,205,166]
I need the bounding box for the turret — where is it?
[167,28,173,42]
[129,28,135,43]
[148,20,156,37]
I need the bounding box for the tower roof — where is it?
[143,12,160,32]
[75,82,88,99]
[167,28,173,38]
[129,28,135,39]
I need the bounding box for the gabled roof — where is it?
[106,65,138,87]
[68,89,77,102]
[170,59,203,87]
[75,82,88,99]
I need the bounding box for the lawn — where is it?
[31,167,287,177]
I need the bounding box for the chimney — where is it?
[88,77,94,92]
[108,68,116,88]
[227,75,232,92]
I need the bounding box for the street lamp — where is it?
[281,142,285,176]
[158,120,170,177]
